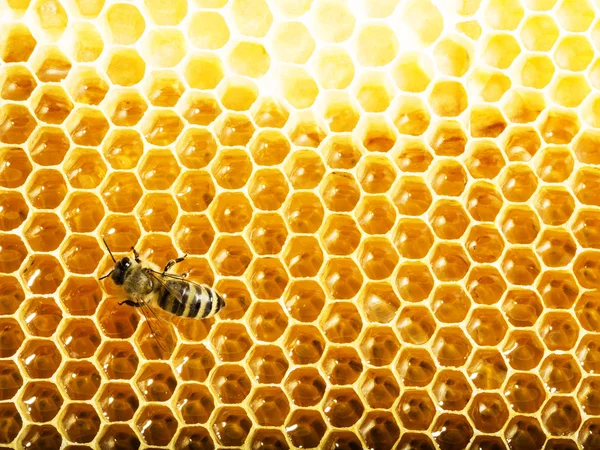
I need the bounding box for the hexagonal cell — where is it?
[247,257,289,300]
[247,302,287,343]
[0,275,23,317]
[25,168,67,210]
[359,367,400,409]
[59,318,101,359]
[284,367,326,407]
[97,382,139,422]
[135,405,177,447]
[285,409,326,449]
[63,66,108,106]
[214,112,255,147]
[391,176,434,216]
[320,302,363,345]
[102,131,143,171]
[21,212,64,253]
[249,386,289,427]
[140,110,184,146]
[319,214,360,256]
[539,270,579,310]
[397,390,436,431]
[576,291,600,332]
[504,416,547,450]
[210,322,253,363]
[19,424,62,450]
[283,235,323,277]
[502,289,543,328]
[574,251,600,290]
[396,347,436,387]
[500,206,540,245]
[59,276,101,316]
[212,406,253,447]
[322,431,364,450]
[211,148,253,190]
[62,192,105,234]
[359,411,400,450]
[97,341,139,380]
[59,403,100,444]
[465,140,505,181]
[321,346,363,385]
[499,164,539,203]
[467,308,508,346]
[573,209,600,249]
[0,318,22,359]
[395,262,434,303]
[0,403,21,444]
[466,182,503,223]
[0,65,36,101]
[469,392,509,433]
[172,343,215,383]
[209,192,253,234]
[0,359,22,402]
[431,284,470,324]
[284,279,326,323]
[580,418,600,450]
[359,237,398,280]
[60,235,103,274]
[393,218,434,259]
[428,200,470,241]
[322,388,364,428]
[466,349,507,390]
[321,258,363,300]
[284,149,325,190]
[20,296,62,338]
[134,362,177,403]
[210,235,253,277]
[539,109,580,145]
[284,324,325,365]
[432,414,474,450]
[58,360,101,401]
[430,243,471,282]
[539,312,580,351]
[284,192,324,235]
[30,85,72,126]
[432,369,473,411]
[66,107,109,147]
[173,425,214,450]
[251,96,289,128]
[247,344,289,384]
[503,330,545,371]
[214,279,251,321]
[502,248,541,286]
[359,326,400,367]
[174,384,214,425]
[136,150,180,191]
[21,254,64,295]
[396,306,436,345]
[431,327,472,368]
[0,191,28,232]
[137,193,179,232]
[466,224,505,264]
[540,354,582,394]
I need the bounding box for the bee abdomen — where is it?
[158,281,225,319]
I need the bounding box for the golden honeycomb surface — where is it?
[1,0,600,449]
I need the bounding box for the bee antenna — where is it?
[98,270,113,281]
[103,238,116,263]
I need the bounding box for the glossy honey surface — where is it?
[1,0,600,449]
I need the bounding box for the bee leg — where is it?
[131,247,141,263]
[119,300,140,308]
[162,254,187,275]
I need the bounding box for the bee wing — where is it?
[136,298,174,353]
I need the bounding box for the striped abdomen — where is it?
[156,279,225,319]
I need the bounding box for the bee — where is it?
[99,239,225,350]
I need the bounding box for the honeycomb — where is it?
[2,0,600,449]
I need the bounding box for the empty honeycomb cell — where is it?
[311,46,355,91]
[62,192,105,233]
[20,253,64,295]
[431,284,470,324]
[0,318,23,357]
[355,196,396,236]
[284,324,325,365]
[141,110,184,146]
[249,386,289,426]
[0,65,36,101]
[391,96,431,137]
[358,238,398,280]
[96,341,139,381]
[65,22,103,62]
[20,380,63,422]
[20,424,62,450]
[216,112,256,147]
[210,322,253,363]
[174,426,213,450]
[502,125,542,162]
[428,201,470,241]
[28,127,69,168]
[433,414,474,450]
[218,76,259,111]
[429,120,466,157]
[102,131,143,171]
[249,129,290,166]
[0,104,37,145]
[538,271,579,310]
[135,405,178,446]
[285,409,327,448]
[0,23,36,62]
[288,113,327,147]
[433,35,471,77]
[468,392,509,433]
[310,0,355,43]
[0,359,22,401]
[576,292,600,332]
[536,229,577,267]
[321,346,363,384]
[324,431,363,450]
[209,193,252,235]
[431,327,472,367]
[18,338,62,379]
[574,168,600,207]
[145,72,186,107]
[284,367,326,407]
[247,344,289,383]
[501,206,540,245]
[270,21,315,65]
[144,0,187,25]
[391,176,432,216]
[0,275,23,316]
[556,0,594,31]
[574,251,600,289]
[247,301,288,342]
[211,149,252,190]
[467,266,507,305]
[25,169,68,211]
[65,67,108,106]
[466,224,505,263]
[59,276,101,316]
[0,403,21,444]
[250,99,288,130]
[175,128,218,170]
[534,146,574,183]
[284,192,324,234]
[59,318,101,359]
[359,410,400,450]
[574,130,600,165]
[248,213,289,255]
[284,280,325,323]
[58,360,101,401]
[540,354,582,394]
[137,150,180,191]
[541,397,582,436]
[248,168,289,210]
[503,330,545,371]
[505,416,547,450]
[467,349,507,390]
[283,235,324,277]
[502,89,545,123]
[212,406,253,447]
[21,297,62,337]
[322,258,363,300]
[430,160,468,197]
[483,34,521,70]
[31,85,73,125]
[174,171,215,213]
[172,344,214,383]
[359,367,400,409]
[551,74,591,108]
[578,376,600,415]
[357,116,397,152]
[358,326,400,367]
[31,46,71,82]
[396,347,436,388]
[98,424,141,450]
[322,388,364,427]
[60,235,103,274]
[100,215,141,255]
[173,215,213,256]
[577,334,600,373]
[22,212,65,252]
[540,109,580,145]
[484,0,525,30]
[104,3,145,45]
[430,243,471,282]
[135,362,177,403]
[320,302,363,344]
[502,289,543,328]
[469,68,512,104]
[185,53,226,91]
[467,308,508,346]
[428,81,468,118]
[278,65,319,109]
[354,73,393,114]
[187,12,229,51]
[397,305,436,345]
[356,156,397,194]
[395,262,435,303]
[141,30,187,69]
[432,369,473,411]
[469,105,508,138]
[0,191,29,231]
[66,107,110,147]
[520,14,559,52]
[97,297,139,339]
[465,140,506,180]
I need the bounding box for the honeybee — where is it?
[99,239,225,350]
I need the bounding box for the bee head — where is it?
[111,257,132,285]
